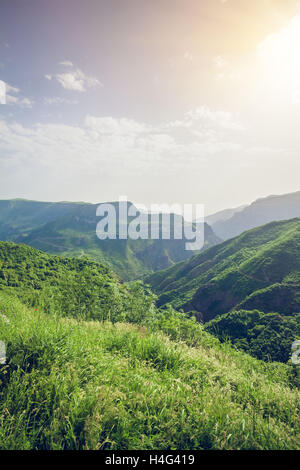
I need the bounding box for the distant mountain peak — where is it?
[211,189,300,240]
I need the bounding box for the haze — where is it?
[1,0,300,215]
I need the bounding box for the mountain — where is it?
[0,240,113,291]
[206,204,247,226]
[211,191,300,240]
[0,242,299,449]
[146,218,300,321]
[0,199,82,240]
[0,240,158,323]
[0,199,221,280]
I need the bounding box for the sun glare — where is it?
[258,15,300,103]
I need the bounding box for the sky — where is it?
[1,0,300,215]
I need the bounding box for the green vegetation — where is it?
[0,241,157,324]
[205,310,300,363]
[0,199,82,241]
[0,230,299,450]
[146,218,300,320]
[0,199,220,280]
[0,293,299,450]
[146,218,300,364]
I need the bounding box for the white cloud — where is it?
[59,60,74,67]
[0,108,242,168]
[56,71,86,92]
[85,115,151,135]
[6,95,34,108]
[46,64,103,92]
[43,97,78,106]
[213,55,240,81]
[6,84,20,95]
[18,97,34,108]
[3,82,34,108]
[165,106,244,145]
[0,107,291,205]
[0,107,258,175]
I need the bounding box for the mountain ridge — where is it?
[0,198,220,280]
[211,190,300,240]
[146,217,300,321]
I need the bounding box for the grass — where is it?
[0,292,299,450]
[146,218,300,319]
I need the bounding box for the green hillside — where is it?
[0,241,299,449]
[0,225,299,451]
[0,241,156,324]
[0,199,82,240]
[146,218,300,320]
[0,241,112,289]
[205,309,300,363]
[0,292,299,449]
[0,199,220,281]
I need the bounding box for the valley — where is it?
[0,193,299,450]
